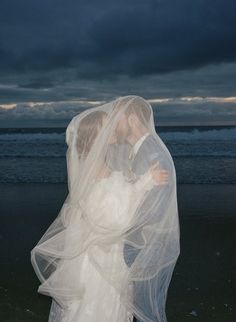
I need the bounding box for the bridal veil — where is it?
[30,95,180,322]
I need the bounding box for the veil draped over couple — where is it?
[31,95,180,322]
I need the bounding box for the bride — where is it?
[30,95,180,322]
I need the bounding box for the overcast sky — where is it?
[0,0,236,127]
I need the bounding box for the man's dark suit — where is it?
[123,133,173,322]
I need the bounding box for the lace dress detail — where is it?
[49,299,134,322]
[48,170,154,321]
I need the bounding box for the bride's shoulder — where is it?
[104,170,129,186]
[94,170,123,185]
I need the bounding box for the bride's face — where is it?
[101,112,132,145]
[115,112,132,144]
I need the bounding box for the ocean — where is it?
[0,125,235,184]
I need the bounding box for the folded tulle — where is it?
[37,252,87,309]
[31,208,131,310]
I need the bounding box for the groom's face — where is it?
[115,112,132,144]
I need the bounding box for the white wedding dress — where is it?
[48,169,155,322]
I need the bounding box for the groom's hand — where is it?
[150,162,169,185]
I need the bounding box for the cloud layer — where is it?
[0,0,236,125]
[1,96,235,127]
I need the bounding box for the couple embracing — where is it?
[31,95,180,322]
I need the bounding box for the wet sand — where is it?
[0,183,235,321]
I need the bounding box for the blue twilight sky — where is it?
[0,0,236,127]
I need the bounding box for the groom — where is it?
[113,97,170,322]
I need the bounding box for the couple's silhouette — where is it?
[31,95,180,322]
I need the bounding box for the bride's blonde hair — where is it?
[76,110,107,159]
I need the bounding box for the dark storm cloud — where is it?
[0,0,236,81]
[18,78,54,89]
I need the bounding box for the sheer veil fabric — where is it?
[30,95,180,321]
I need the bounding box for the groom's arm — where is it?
[123,140,175,266]
[142,148,175,225]
[131,142,174,231]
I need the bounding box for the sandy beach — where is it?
[0,183,235,321]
